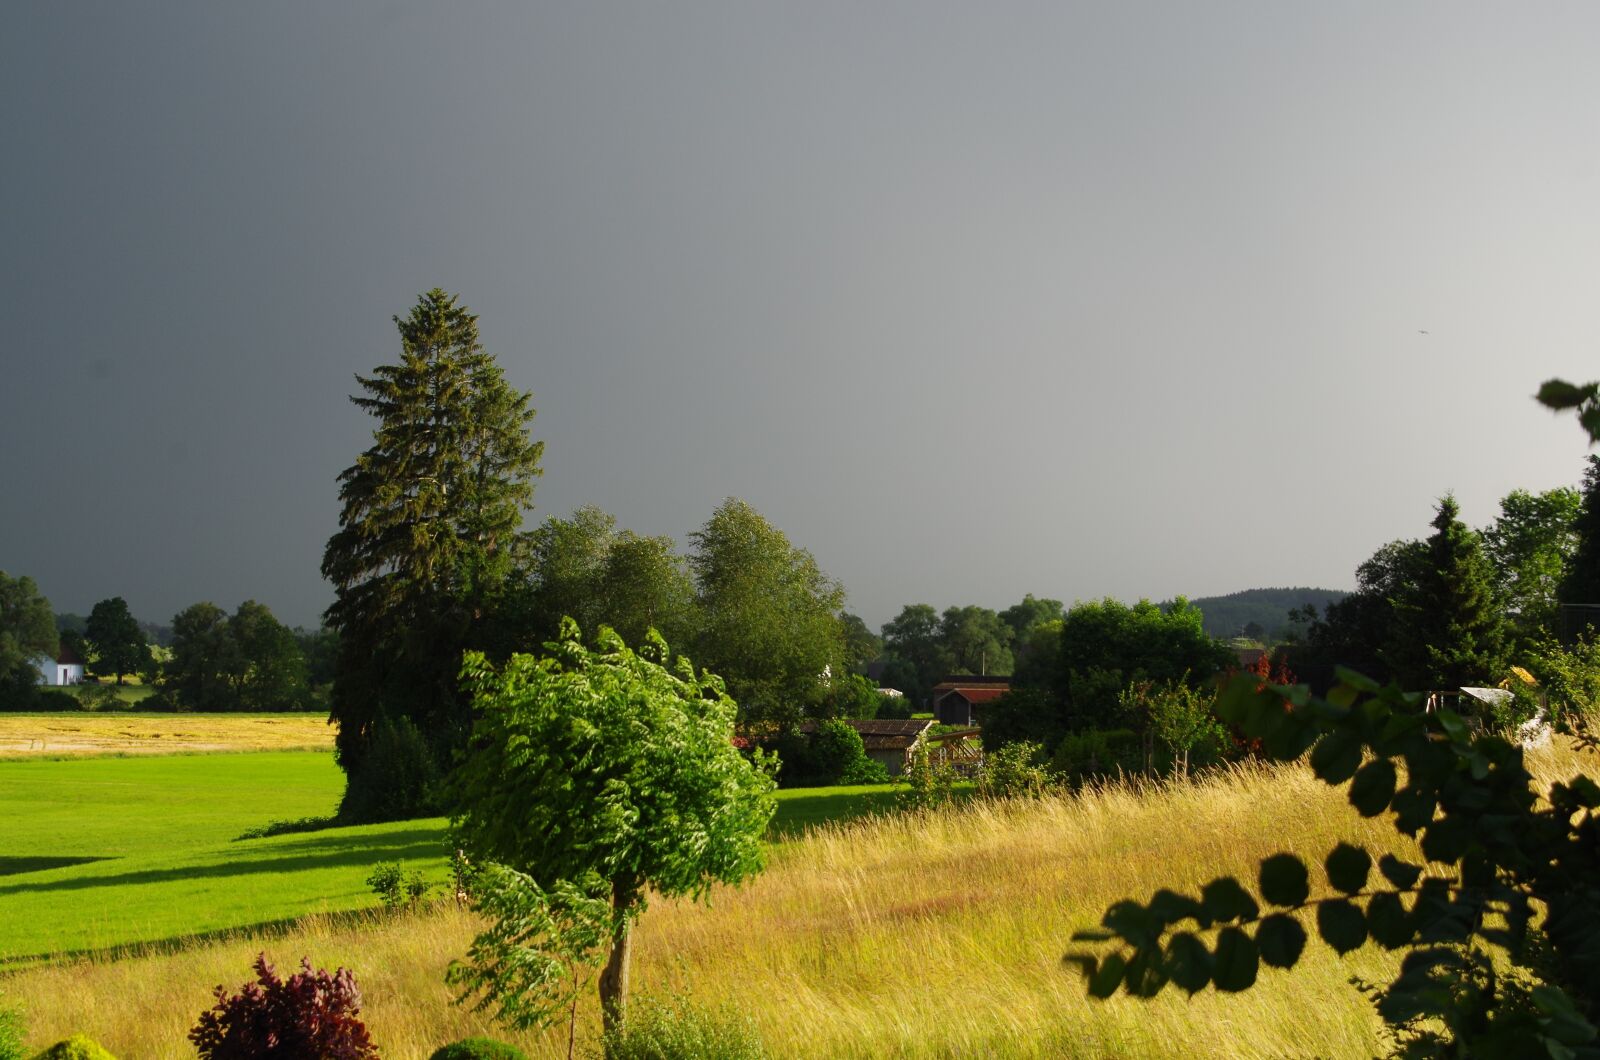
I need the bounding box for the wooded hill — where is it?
[1186,586,1348,641]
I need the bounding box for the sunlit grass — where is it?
[0,712,335,757]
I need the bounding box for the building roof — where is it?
[797,718,935,751]
[930,675,1011,690]
[936,686,1009,706]
[56,644,85,666]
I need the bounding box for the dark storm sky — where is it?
[4,3,1599,630]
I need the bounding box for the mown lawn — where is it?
[0,749,902,962]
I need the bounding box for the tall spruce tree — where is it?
[1389,495,1508,690]
[322,289,543,820]
[1558,455,1600,638]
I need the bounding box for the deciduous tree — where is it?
[85,596,149,685]
[448,624,775,1036]
[0,572,56,708]
[1483,485,1580,643]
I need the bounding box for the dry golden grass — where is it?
[5,739,1596,1058]
[0,714,334,757]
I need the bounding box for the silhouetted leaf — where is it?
[1103,900,1158,947]
[1533,985,1599,1045]
[1256,914,1307,969]
[1088,953,1126,999]
[1378,854,1422,890]
[1326,843,1372,894]
[1147,888,1204,928]
[1201,877,1259,924]
[1349,760,1397,817]
[1259,854,1310,908]
[1310,731,1362,786]
[1212,927,1259,992]
[1420,815,1471,863]
[1332,667,1381,694]
[1317,899,1367,954]
[1165,933,1211,994]
[1537,379,1593,409]
[1391,786,1437,835]
[1436,709,1470,743]
[1366,891,1411,949]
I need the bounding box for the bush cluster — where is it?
[427,1039,528,1060]
[600,993,763,1060]
[190,954,378,1059]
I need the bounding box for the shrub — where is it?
[899,740,958,810]
[338,715,441,822]
[807,719,867,783]
[977,740,1051,798]
[29,1036,114,1060]
[427,1038,529,1060]
[190,954,378,1059]
[0,996,24,1060]
[598,993,763,1060]
[1049,728,1141,786]
[837,756,890,785]
[366,861,428,909]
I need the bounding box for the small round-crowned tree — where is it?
[448,620,776,1036]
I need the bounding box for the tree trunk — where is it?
[599,879,639,1042]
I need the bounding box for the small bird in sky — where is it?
[1418,330,1429,335]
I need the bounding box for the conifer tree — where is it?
[322,289,542,819]
[1389,495,1507,690]
[1557,455,1600,637]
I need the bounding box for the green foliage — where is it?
[899,739,959,810]
[598,992,764,1060]
[446,866,611,1032]
[366,860,428,909]
[979,688,1065,753]
[938,605,1014,678]
[1388,495,1510,690]
[1057,598,1232,731]
[1561,456,1600,639]
[878,604,947,708]
[160,601,308,712]
[450,623,775,1034]
[1067,668,1600,1055]
[768,719,883,787]
[688,500,845,727]
[0,994,24,1060]
[1291,541,1426,692]
[1122,679,1228,778]
[84,597,148,685]
[28,1036,115,1060]
[427,1038,529,1060]
[1526,635,1600,726]
[1048,728,1143,786]
[977,740,1051,798]
[0,572,56,710]
[339,714,441,822]
[323,289,543,821]
[1187,588,1349,641]
[1484,487,1581,642]
[837,613,881,672]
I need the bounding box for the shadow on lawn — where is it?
[0,855,113,877]
[0,827,448,898]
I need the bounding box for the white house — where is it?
[33,644,86,686]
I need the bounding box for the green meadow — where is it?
[0,748,906,963]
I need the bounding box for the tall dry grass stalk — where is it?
[6,740,1596,1058]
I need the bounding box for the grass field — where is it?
[0,712,335,757]
[4,731,1594,1056]
[0,749,906,961]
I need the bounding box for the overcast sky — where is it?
[4,3,1599,631]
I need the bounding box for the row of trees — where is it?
[1290,469,1600,693]
[322,290,861,820]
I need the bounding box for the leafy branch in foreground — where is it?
[1066,669,1600,1057]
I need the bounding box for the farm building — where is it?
[930,675,1011,726]
[33,644,86,686]
[798,718,936,777]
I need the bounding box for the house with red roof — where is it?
[929,675,1010,727]
[34,644,86,686]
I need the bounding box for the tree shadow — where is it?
[0,856,112,877]
[0,827,447,897]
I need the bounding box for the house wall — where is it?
[33,658,82,686]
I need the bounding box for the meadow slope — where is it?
[10,743,1595,1058]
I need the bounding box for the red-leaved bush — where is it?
[190,953,379,1059]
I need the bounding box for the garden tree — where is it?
[838,612,882,672]
[1289,539,1426,693]
[1056,598,1233,731]
[84,596,149,685]
[879,604,952,707]
[594,531,698,651]
[294,626,340,690]
[813,671,884,720]
[322,289,542,820]
[163,601,308,711]
[0,572,57,709]
[939,605,1014,676]
[1387,496,1509,691]
[1000,594,1065,642]
[164,602,238,710]
[1483,485,1581,644]
[1559,457,1600,637]
[228,601,309,712]
[519,506,618,643]
[1118,678,1226,779]
[447,623,775,1036]
[687,499,845,726]
[1012,618,1064,691]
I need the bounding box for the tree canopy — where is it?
[321,289,543,818]
[85,596,148,685]
[448,623,775,1035]
[161,600,308,711]
[0,572,56,709]
[1057,597,1232,731]
[1388,495,1508,690]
